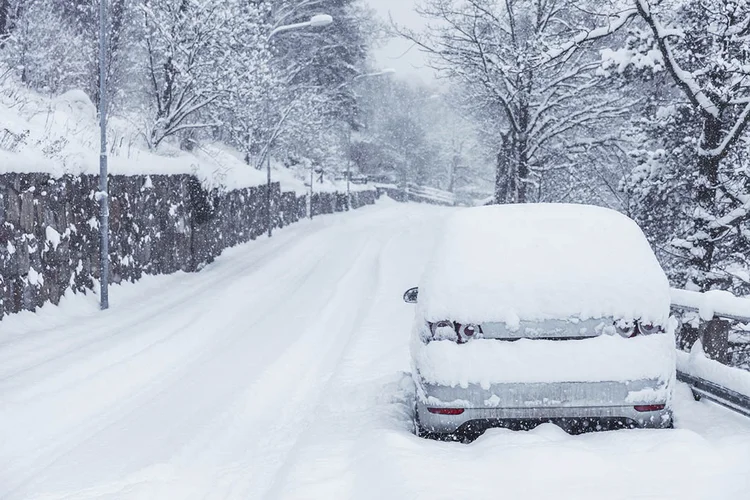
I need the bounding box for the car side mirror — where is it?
[403,287,418,304]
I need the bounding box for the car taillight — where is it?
[427,321,483,343]
[614,320,664,338]
[429,320,457,341]
[634,404,666,412]
[615,320,637,338]
[458,323,481,341]
[427,407,465,415]
[638,323,663,335]
[430,320,454,333]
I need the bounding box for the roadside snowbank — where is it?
[677,342,750,398]
[417,204,671,326]
[0,82,371,194]
[343,383,750,500]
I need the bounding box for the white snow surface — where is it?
[417,203,671,326]
[412,333,676,389]
[677,341,750,398]
[1,201,749,500]
[0,83,371,195]
[671,288,750,321]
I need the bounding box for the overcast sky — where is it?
[364,0,436,84]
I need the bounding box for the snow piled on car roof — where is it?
[417,203,670,326]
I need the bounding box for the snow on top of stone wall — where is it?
[0,83,371,196]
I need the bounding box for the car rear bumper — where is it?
[415,378,673,434]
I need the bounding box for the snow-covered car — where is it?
[405,204,676,439]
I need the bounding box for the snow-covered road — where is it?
[2,200,750,500]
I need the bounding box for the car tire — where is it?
[416,426,459,441]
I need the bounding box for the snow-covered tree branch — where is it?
[398,0,637,203]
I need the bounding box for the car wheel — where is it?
[418,427,460,441]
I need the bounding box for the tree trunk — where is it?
[494,152,504,204]
[448,153,459,193]
[516,141,529,203]
[516,99,530,203]
[495,133,513,204]
[0,0,10,44]
[691,113,723,291]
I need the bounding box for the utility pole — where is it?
[346,126,352,210]
[264,14,333,237]
[98,0,109,310]
[267,151,272,237]
[309,161,314,219]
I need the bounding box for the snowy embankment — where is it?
[677,342,750,399]
[671,288,750,396]
[1,202,749,500]
[0,84,369,195]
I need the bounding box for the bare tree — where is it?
[0,0,11,45]
[399,0,638,204]
[140,0,257,148]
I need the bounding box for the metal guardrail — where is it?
[670,288,750,362]
[373,184,455,205]
[406,184,456,206]
[671,288,750,418]
[676,370,750,418]
[673,309,750,322]
[670,288,750,322]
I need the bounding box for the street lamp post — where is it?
[269,14,333,38]
[345,126,352,210]
[264,14,333,238]
[343,68,395,210]
[308,161,314,219]
[98,0,109,310]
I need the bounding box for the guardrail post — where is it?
[701,317,730,363]
[676,321,701,352]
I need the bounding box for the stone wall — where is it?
[0,173,377,319]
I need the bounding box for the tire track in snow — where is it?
[262,219,441,500]
[0,219,336,383]
[225,233,392,499]
[0,203,448,500]
[1,206,414,500]
[0,241,334,499]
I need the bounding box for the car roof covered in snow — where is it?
[417,203,670,326]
